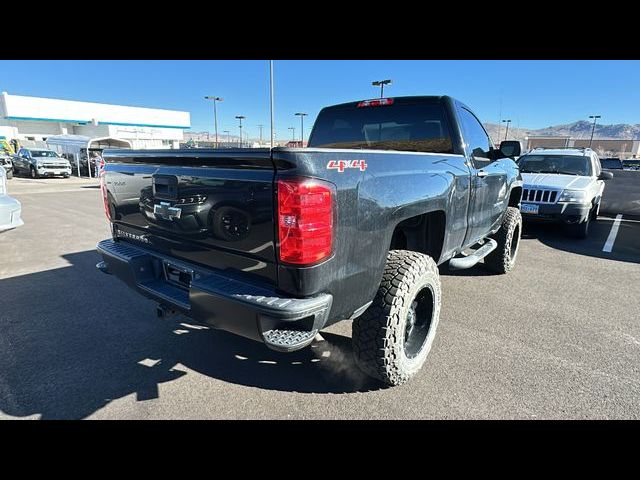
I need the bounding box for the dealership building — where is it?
[0,92,191,150]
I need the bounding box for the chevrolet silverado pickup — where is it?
[96,96,523,386]
[13,148,72,178]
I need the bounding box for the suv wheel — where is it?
[568,215,590,239]
[352,250,441,386]
[6,168,13,179]
[591,201,600,221]
[484,206,522,274]
[30,166,38,179]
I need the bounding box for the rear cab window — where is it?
[308,98,454,154]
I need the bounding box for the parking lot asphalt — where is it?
[1,177,639,419]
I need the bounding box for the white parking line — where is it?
[602,214,623,253]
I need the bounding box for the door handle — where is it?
[477,170,488,178]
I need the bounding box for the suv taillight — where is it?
[99,158,111,222]
[277,178,334,265]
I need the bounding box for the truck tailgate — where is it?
[102,149,277,284]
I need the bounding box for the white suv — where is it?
[516,148,613,238]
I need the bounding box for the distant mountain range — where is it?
[186,120,640,145]
[484,120,640,143]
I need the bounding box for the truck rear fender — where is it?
[357,165,468,262]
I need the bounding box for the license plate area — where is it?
[521,203,539,214]
[163,262,193,290]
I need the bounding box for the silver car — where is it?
[12,147,72,179]
[0,167,23,232]
[517,147,613,238]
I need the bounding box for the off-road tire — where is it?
[484,206,522,274]
[352,250,441,386]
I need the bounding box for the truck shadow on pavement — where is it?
[439,264,494,277]
[521,216,640,265]
[0,251,378,419]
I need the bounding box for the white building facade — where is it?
[0,92,190,149]
[525,135,640,158]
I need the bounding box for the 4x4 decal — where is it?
[327,159,368,172]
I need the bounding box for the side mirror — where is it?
[498,140,521,159]
[599,171,614,180]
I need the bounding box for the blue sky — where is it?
[1,60,639,140]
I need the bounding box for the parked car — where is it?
[517,148,613,238]
[599,157,624,170]
[0,150,13,179]
[0,167,23,232]
[12,148,72,178]
[623,159,640,171]
[96,95,523,386]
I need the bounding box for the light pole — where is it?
[372,79,392,98]
[257,124,264,145]
[288,126,296,143]
[270,60,275,148]
[295,112,307,147]
[223,130,230,147]
[204,96,223,148]
[589,115,601,148]
[235,115,245,148]
[501,119,512,141]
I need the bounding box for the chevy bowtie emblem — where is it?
[154,202,182,220]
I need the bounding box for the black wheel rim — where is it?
[403,286,435,359]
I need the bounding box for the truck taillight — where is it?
[99,158,111,222]
[277,178,334,265]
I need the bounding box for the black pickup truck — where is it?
[97,95,523,386]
